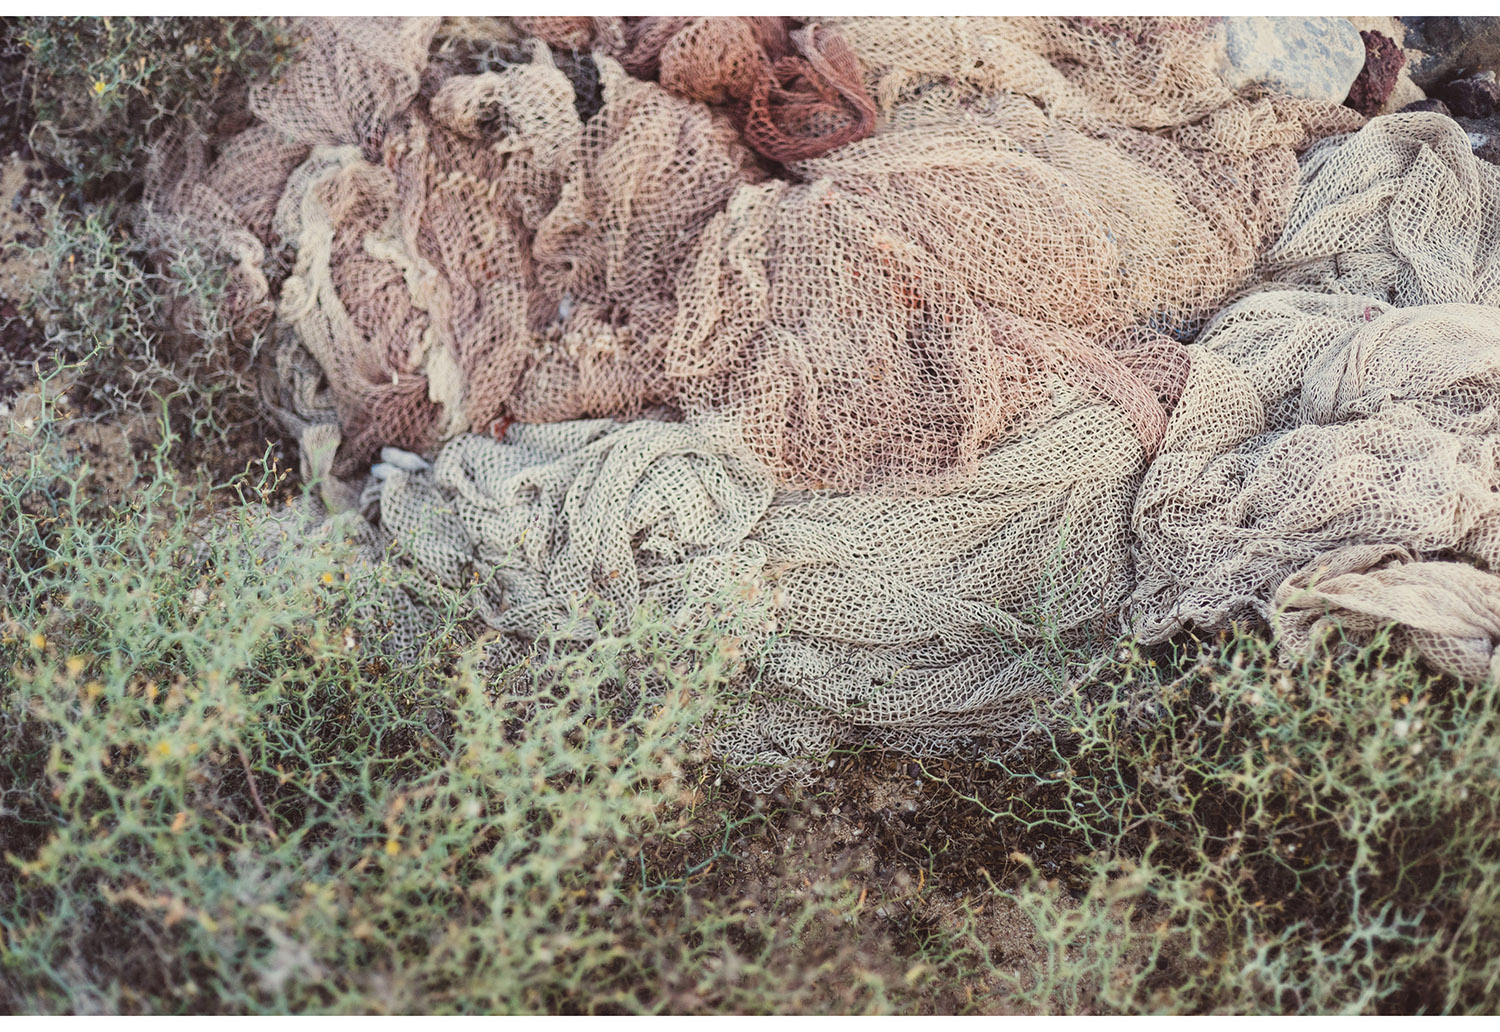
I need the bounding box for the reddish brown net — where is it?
[521,16,877,164]
[143,16,1362,488]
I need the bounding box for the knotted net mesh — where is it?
[147,17,1500,785]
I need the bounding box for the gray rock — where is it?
[1219,17,1366,104]
[1400,17,1500,89]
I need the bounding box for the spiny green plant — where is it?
[927,632,1500,1014]
[14,16,291,198]
[25,192,284,484]
[0,387,950,1014]
[8,17,293,485]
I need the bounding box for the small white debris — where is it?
[378,446,431,472]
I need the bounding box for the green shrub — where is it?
[0,20,294,485]
[932,633,1500,1013]
[14,16,290,197]
[0,390,942,1014]
[22,184,283,487]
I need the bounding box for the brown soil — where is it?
[659,747,1184,1013]
[0,150,47,408]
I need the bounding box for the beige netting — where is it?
[1258,113,1500,306]
[1127,110,1500,685]
[1131,295,1500,675]
[145,18,1500,782]
[366,376,1144,779]
[359,286,1500,778]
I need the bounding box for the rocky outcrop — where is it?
[1435,72,1500,119]
[1400,17,1500,88]
[1218,17,1365,104]
[1346,30,1406,116]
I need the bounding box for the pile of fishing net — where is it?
[151,17,1500,785]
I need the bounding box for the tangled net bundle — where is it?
[150,17,1500,785]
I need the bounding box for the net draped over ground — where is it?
[150,17,1500,781]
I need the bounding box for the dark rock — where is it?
[1400,16,1500,88]
[1399,98,1451,116]
[214,110,254,137]
[1346,30,1405,116]
[1434,72,1500,119]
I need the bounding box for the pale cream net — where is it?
[1131,295,1500,671]
[1127,112,1500,685]
[146,18,1500,783]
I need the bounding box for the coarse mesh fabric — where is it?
[1130,294,1500,679]
[361,110,1500,783]
[142,15,1361,490]
[365,378,1144,781]
[145,18,1500,784]
[1130,112,1500,685]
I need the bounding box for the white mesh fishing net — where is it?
[151,18,1500,786]
[368,378,1144,779]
